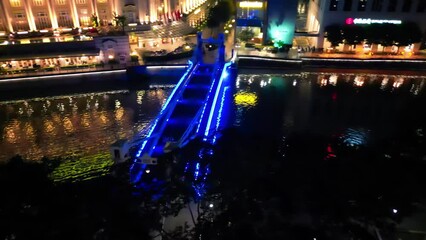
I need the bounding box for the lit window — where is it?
[33,0,44,6]
[97,0,107,3]
[357,0,367,11]
[80,16,90,26]
[56,0,66,5]
[329,0,339,10]
[9,0,21,7]
[37,12,47,17]
[80,8,88,14]
[14,13,25,18]
[76,0,86,4]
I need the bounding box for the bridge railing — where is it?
[201,61,233,143]
[195,60,225,137]
[134,60,197,159]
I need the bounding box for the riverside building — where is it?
[235,0,425,51]
[0,0,206,34]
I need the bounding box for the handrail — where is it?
[177,105,204,147]
[195,61,224,135]
[135,61,195,158]
[144,62,199,157]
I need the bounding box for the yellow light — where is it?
[225,30,229,34]
[194,8,201,14]
[131,51,138,56]
[234,92,257,107]
[108,55,114,59]
[239,1,263,8]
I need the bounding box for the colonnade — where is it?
[0,0,207,33]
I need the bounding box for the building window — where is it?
[35,12,51,29]
[14,12,25,18]
[33,0,44,6]
[371,0,383,11]
[97,0,107,3]
[0,19,5,31]
[358,0,367,11]
[80,16,90,26]
[58,11,73,27]
[329,0,339,10]
[56,0,66,5]
[402,0,412,12]
[13,12,29,30]
[9,0,21,7]
[76,0,86,4]
[343,0,352,11]
[387,0,397,11]
[80,8,88,14]
[417,1,426,12]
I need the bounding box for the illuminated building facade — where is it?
[235,0,426,50]
[0,0,206,33]
[318,0,426,50]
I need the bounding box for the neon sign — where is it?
[345,18,402,25]
[239,1,263,8]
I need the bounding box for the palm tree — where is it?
[112,12,126,33]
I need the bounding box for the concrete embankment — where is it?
[237,55,426,71]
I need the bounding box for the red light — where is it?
[345,18,354,25]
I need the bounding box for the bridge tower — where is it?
[194,32,226,64]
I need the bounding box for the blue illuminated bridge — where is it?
[110,33,236,185]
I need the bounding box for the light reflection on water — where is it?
[0,89,172,182]
[235,72,426,140]
[1,71,425,182]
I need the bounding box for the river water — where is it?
[1,70,425,182]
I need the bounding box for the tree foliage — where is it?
[326,22,423,50]
[206,0,235,29]
[325,24,344,47]
[112,12,126,33]
[238,28,255,42]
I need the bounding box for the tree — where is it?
[112,12,126,33]
[238,28,255,42]
[394,22,422,52]
[342,25,365,49]
[325,24,343,48]
[205,0,235,32]
[91,14,99,28]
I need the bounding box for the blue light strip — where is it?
[196,64,221,134]
[136,61,194,158]
[212,86,230,144]
[204,62,232,138]
[194,162,200,181]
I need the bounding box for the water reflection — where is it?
[236,72,426,139]
[0,89,173,164]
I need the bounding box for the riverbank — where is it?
[238,55,426,71]
[2,54,426,82]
